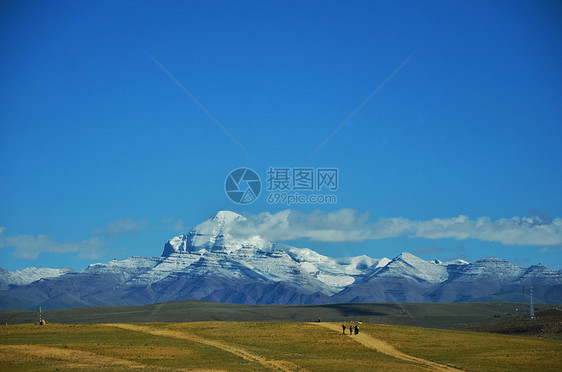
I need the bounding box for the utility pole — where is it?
[529,286,535,319]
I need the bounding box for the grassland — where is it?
[472,309,562,340]
[2,300,556,331]
[361,323,561,372]
[1,321,560,371]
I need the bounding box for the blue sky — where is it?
[1,0,561,271]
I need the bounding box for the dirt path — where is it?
[104,323,306,372]
[312,323,463,372]
[0,344,215,371]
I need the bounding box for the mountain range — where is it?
[1,211,560,310]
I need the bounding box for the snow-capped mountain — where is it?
[518,264,562,285]
[0,267,74,290]
[334,255,561,304]
[374,252,449,283]
[1,211,560,310]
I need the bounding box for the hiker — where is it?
[342,324,346,334]
[354,325,359,335]
[350,325,353,335]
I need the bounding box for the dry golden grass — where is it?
[0,321,560,371]
[361,323,562,372]
[0,323,252,371]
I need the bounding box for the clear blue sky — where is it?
[1,0,561,271]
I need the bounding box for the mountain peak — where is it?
[523,263,549,274]
[381,252,449,283]
[395,252,424,262]
[4,211,562,308]
[162,211,269,256]
[211,210,245,223]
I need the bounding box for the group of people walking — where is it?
[342,323,359,335]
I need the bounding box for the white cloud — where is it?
[93,218,147,237]
[225,210,562,246]
[228,209,373,242]
[0,228,106,260]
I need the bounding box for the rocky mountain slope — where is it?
[1,211,560,310]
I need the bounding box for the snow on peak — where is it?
[159,212,475,288]
[162,211,271,256]
[0,266,74,287]
[517,264,562,285]
[194,211,246,239]
[460,257,524,280]
[283,246,389,289]
[380,252,449,283]
[211,210,245,224]
[520,264,561,279]
[395,252,428,264]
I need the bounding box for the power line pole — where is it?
[529,286,535,319]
